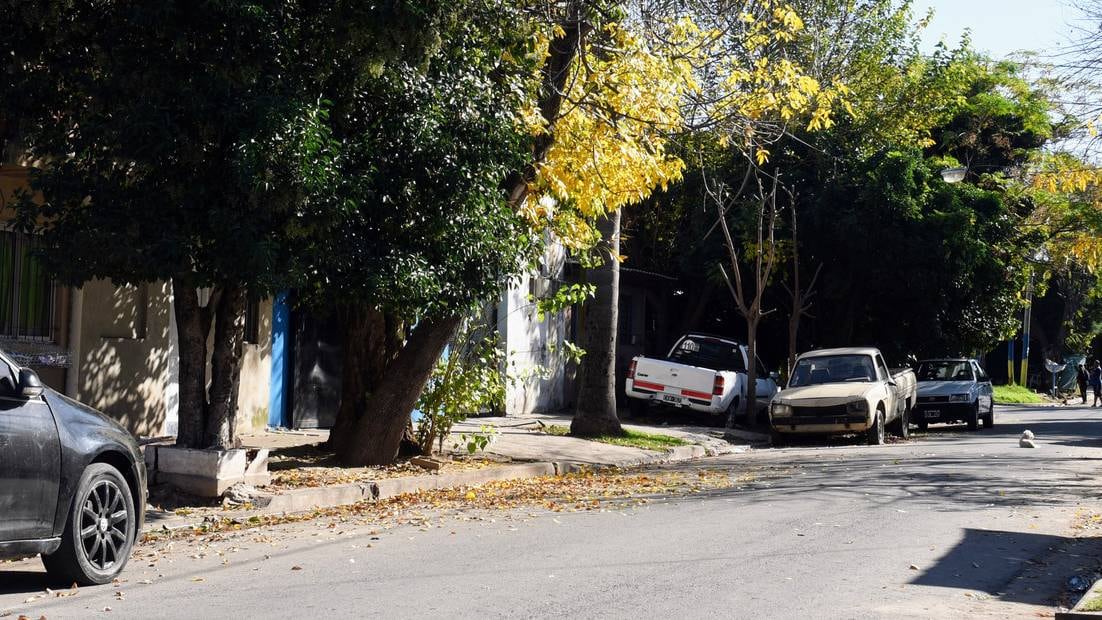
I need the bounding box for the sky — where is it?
[910,0,1081,58]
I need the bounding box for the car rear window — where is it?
[667,338,745,371]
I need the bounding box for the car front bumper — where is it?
[913,401,974,423]
[771,413,871,434]
[626,390,724,414]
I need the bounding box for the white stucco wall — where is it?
[500,243,572,416]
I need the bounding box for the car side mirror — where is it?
[18,368,44,399]
[887,380,898,387]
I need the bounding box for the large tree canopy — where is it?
[623,2,1062,370]
[0,0,461,448]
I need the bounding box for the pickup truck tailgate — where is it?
[633,358,716,398]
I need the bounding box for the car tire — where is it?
[966,403,979,431]
[982,401,994,428]
[866,409,886,446]
[724,396,742,424]
[769,428,787,447]
[889,404,910,439]
[43,463,137,586]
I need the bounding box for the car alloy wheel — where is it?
[79,479,130,571]
[42,463,136,586]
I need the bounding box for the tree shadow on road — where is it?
[649,447,1102,514]
[909,528,1102,607]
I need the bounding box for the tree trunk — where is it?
[572,210,624,438]
[204,285,246,449]
[337,314,462,466]
[172,280,207,448]
[744,318,761,428]
[787,311,799,381]
[327,305,404,455]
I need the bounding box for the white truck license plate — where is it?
[662,394,681,404]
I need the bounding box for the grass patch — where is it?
[1081,594,1102,612]
[992,384,1047,404]
[541,424,690,451]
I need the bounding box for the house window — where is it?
[0,231,56,342]
[244,297,260,345]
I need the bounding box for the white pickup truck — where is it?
[625,333,778,420]
[769,347,917,445]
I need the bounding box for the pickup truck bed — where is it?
[625,334,777,418]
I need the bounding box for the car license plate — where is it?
[662,394,681,404]
[924,410,940,418]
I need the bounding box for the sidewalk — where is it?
[143,413,759,533]
[451,412,750,468]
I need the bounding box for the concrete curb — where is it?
[1057,578,1102,619]
[143,439,734,533]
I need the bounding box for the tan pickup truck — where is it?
[769,347,917,445]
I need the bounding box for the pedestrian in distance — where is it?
[1091,361,1102,407]
[1077,362,1089,404]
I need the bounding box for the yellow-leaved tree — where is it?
[1029,152,1102,273]
[512,1,850,436]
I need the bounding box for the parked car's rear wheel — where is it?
[43,463,136,586]
[627,398,647,419]
[866,408,886,445]
[982,401,995,428]
[966,403,980,431]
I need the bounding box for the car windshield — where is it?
[789,354,877,387]
[917,361,973,382]
[667,337,745,371]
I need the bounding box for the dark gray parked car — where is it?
[0,348,146,585]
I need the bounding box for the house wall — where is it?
[500,244,572,416]
[1,166,273,439]
[77,279,175,437]
[78,280,273,438]
[236,299,273,437]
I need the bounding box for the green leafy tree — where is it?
[306,7,540,465]
[626,5,1058,372]
[0,1,451,449]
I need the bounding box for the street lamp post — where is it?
[941,166,1040,387]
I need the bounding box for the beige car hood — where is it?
[778,382,875,405]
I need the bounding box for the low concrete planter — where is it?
[146,445,270,497]
[1059,579,1102,619]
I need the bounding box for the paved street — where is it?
[3,404,1101,619]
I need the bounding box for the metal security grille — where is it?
[0,230,56,341]
[793,404,848,417]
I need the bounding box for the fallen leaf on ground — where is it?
[908,564,920,570]
[291,565,303,571]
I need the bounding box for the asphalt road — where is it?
[3,404,1101,619]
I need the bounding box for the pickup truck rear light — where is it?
[628,359,637,379]
[712,375,724,395]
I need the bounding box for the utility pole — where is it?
[1021,273,1035,388]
